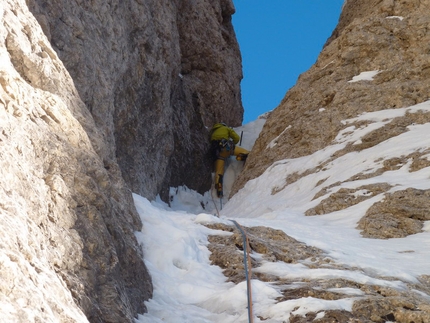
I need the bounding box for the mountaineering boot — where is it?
[236,153,248,161]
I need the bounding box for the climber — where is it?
[210,122,249,198]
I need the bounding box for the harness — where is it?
[211,138,235,160]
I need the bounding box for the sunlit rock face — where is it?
[226,1,430,318]
[234,0,430,198]
[223,1,430,320]
[28,0,243,201]
[1,0,242,322]
[1,1,151,322]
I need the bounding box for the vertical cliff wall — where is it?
[233,0,430,195]
[1,0,152,322]
[1,0,243,322]
[29,0,243,201]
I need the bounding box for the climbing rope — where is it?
[231,220,254,323]
[210,161,253,321]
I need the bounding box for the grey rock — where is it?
[28,0,243,201]
[1,1,151,322]
[1,0,243,321]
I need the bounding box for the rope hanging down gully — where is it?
[211,190,254,322]
[231,220,254,323]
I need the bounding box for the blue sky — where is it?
[232,1,344,123]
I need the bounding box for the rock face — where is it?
[230,0,430,239]
[206,223,322,284]
[1,1,151,322]
[1,0,243,322]
[224,2,430,321]
[207,223,430,323]
[233,0,430,197]
[28,0,243,201]
[358,188,430,239]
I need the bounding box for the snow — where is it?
[386,16,404,21]
[134,104,430,322]
[348,70,380,82]
[267,125,291,149]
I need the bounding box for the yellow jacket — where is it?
[210,123,240,144]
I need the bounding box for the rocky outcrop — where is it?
[358,188,430,239]
[1,0,243,322]
[28,0,243,201]
[207,223,430,323]
[223,2,430,320]
[206,223,322,284]
[1,0,151,322]
[233,0,430,196]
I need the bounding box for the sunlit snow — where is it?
[386,16,404,21]
[348,70,380,82]
[134,102,430,322]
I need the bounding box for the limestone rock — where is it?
[1,1,151,322]
[207,224,430,322]
[28,0,243,201]
[233,0,430,196]
[358,188,430,239]
[206,223,322,283]
[224,1,430,321]
[306,183,392,216]
[1,0,243,321]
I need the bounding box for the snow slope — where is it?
[134,103,430,322]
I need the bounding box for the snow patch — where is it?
[348,70,381,83]
[267,125,291,149]
[386,16,404,21]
